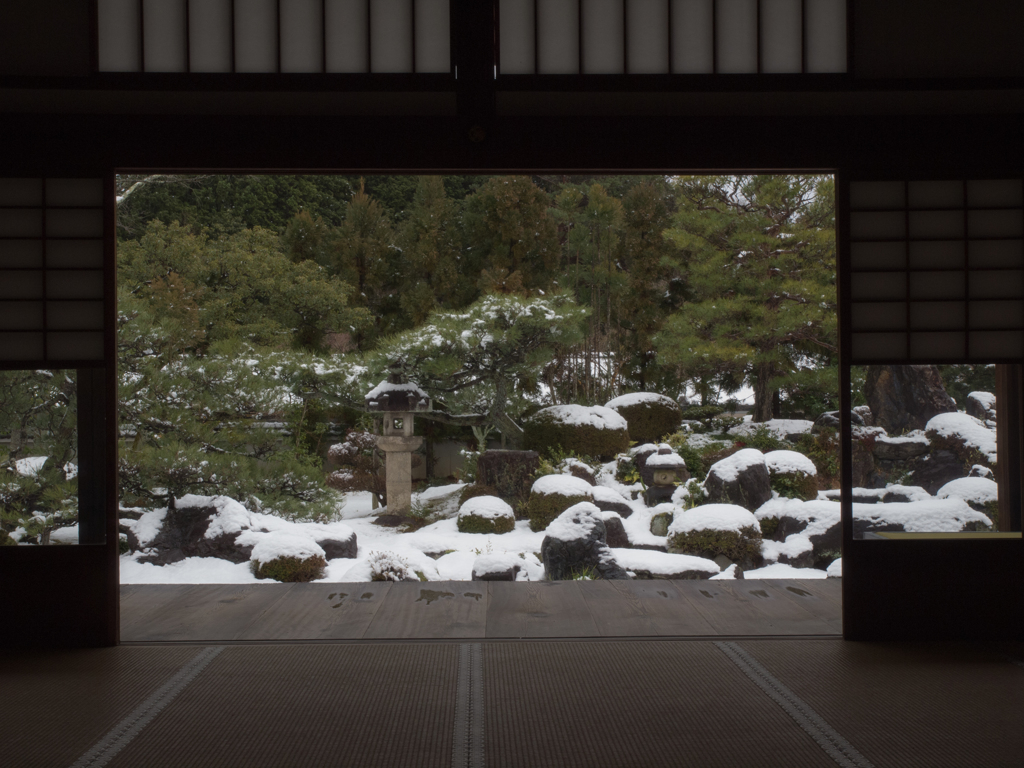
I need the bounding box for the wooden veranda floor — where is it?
[120,578,842,642]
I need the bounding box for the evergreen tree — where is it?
[656,175,837,421]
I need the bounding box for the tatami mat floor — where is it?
[5,639,1022,768]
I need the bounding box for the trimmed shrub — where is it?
[523,405,630,461]
[605,393,683,444]
[457,496,516,534]
[527,475,594,532]
[667,527,762,569]
[251,554,327,582]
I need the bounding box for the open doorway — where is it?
[111,172,844,640]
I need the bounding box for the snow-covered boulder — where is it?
[600,512,630,549]
[527,474,594,532]
[134,495,256,566]
[925,412,998,466]
[826,558,842,578]
[761,534,814,568]
[936,476,998,515]
[667,503,763,570]
[604,392,682,443]
[250,532,326,582]
[703,448,772,512]
[541,501,628,580]
[523,404,630,461]
[557,457,597,485]
[471,553,522,581]
[456,496,516,534]
[757,497,841,567]
[745,563,827,579]
[872,433,930,462]
[764,450,818,501]
[854,498,992,535]
[966,391,996,424]
[610,548,719,580]
[314,528,358,560]
[590,485,634,518]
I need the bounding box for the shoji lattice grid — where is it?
[499,0,846,75]
[848,180,1024,363]
[97,0,451,74]
[0,179,106,364]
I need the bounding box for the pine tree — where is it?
[656,175,837,421]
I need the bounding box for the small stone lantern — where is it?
[643,445,690,505]
[365,368,432,516]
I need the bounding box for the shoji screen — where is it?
[97,0,451,74]
[848,180,1024,362]
[0,179,107,365]
[498,0,847,75]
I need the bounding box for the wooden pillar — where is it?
[995,364,1022,532]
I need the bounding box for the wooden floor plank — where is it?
[238,583,392,640]
[605,579,720,636]
[485,581,599,638]
[794,578,843,609]
[668,581,783,636]
[362,581,488,639]
[577,579,663,637]
[722,580,838,635]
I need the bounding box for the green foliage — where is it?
[769,471,819,501]
[740,425,785,453]
[0,529,17,546]
[614,455,641,485]
[607,395,683,444]
[759,516,781,540]
[527,490,590,533]
[667,525,763,566]
[457,511,515,534]
[937,365,997,409]
[794,431,841,488]
[251,554,328,582]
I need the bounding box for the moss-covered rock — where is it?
[251,554,327,582]
[649,510,674,537]
[605,393,683,444]
[456,496,516,534]
[667,504,763,569]
[527,474,594,532]
[523,405,630,461]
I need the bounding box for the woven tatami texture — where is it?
[484,640,836,768]
[104,644,459,768]
[2,646,204,768]
[737,639,1024,768]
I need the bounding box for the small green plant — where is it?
[743,425,784,453]
[769,471,818,501]
[679,478,706,510]
[759,516,781,539]
[251,554,328,582]
[614,455,642,485]
[794,430,840,487]
[567,564,598,581]
[368,550,412,581]
[472,541,494,556]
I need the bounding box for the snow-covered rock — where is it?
[936,476,998,513]
[609,548,720,580]
[744,563,828,579]
[471,552,522,581]
[764,450,817,476]
[761,534,814,568]
[966,391,996,424]
[925,412,998,464]
[703,449,772,512]
[667,503,763,569]
[710,564,742,580]
[541,501,627,580]
[826,558,842,578]
[590,485,635,517]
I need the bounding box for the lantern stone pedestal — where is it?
[377,435,423,515]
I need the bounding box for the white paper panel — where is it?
[908,211,964,240]
[969,240,1024,269]
[849,181,904,210]
[969,300,1023,329]
[970,331,1024,359]
[968,210,1024,239]
[0,271,44,299]
[671,0,713,73]
[0,303,44,330]
[0,210,43,238]
[47,302,105,330]
[281,0,324,73]
[143,0,188,72]
[500,0,535,74]
[967,179,1024,208]
[908,241,964,270]
[46,179,104,207]
[909,272,964,300]
[805,0,846,73]
[326,0,369,72]
[539,0,580,74]
[910,302,964,330]
[852,332,906,360]
[715,0,757,73]
[47,241,105,269]
[190,0,234,72]
[47,271,105,300]
[98,0,142,72]
[0,241,44,269]
[850,241,904,271]
[626,0,669,74]
[371,0,413,72]
[910,332,964,359]
[849,212,904,240]
[582,0,624,74]
[235,0,279,72]
[851,302,906,331]
[415,0,450,73]
[48,333,105,360]
[761,0,802,73]
[0,333,45,360]
[968,271,1024,299]
[908,180,963,209]
[851,272,906,301]
[46,210,105,239]
[0,179,43,206]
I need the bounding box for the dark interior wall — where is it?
[853,0,1024,77]
[0,2,92,77]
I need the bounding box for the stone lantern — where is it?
[365,368,432,516]
[643,445,690,505]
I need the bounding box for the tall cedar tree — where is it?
[656,175,837,421]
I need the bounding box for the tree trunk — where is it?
[752,365,775,423]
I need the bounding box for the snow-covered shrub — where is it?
[765,450,818,501]
[605,392,682,444]
[250,533,327,582]
[667,504,763,569]
[523,405,630,461]
[368,550,415,582]
[457,496,516,534]
[527,474,594,532]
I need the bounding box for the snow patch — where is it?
[707,448,766,483]
[764,450,817,476]
[745,563,828,579]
